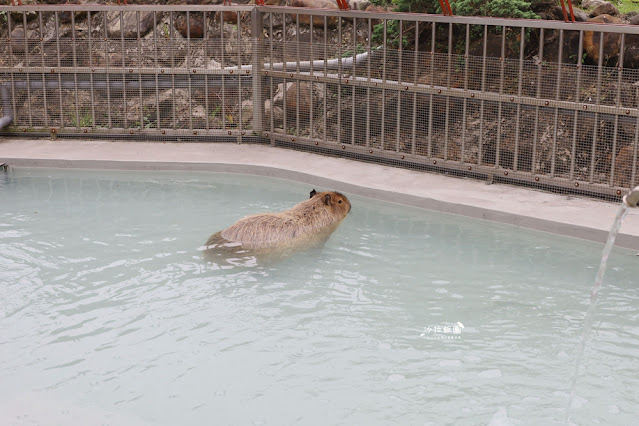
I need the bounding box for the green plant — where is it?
[341,43,368,58]
[70,112,93,128]
[210,105,221,119]
[135,115,154,129]
[454,0,538,19]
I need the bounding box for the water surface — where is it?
[1,168,638,425]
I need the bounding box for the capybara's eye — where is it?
[338,200,342,204]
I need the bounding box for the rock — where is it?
[583,14,624,63]
[546,5,588,22]
[222,5,240,24]
[364,5,389,27]
[107,11,156,39]
[581,0,607,9]
[623,42,639,68]
[348,0,370,10]
[10,0,40,21]
[285,82,313,118]
[628,14,639,26]
[240,99,253,128]
[59,1,87,25]
[572,9,590,22]
[264,99,285,125]
[291,0,339,27]
[591,2,619,16]
[267,81,325,124]
[613,145,637,187]
[224,26,252,63]
[9,28,26,55]
[175,13,205,38]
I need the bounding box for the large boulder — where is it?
[175,13,205,39]
[107,11,156,39]
[613,145,637,187]
[583,14,624,64]
[291,0,339,27]
[581,0,608,9]
[590,2,619,16]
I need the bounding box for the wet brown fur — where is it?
[205,190,351,252]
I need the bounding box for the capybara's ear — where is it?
[310,189,317,198]
[324,194,331,205]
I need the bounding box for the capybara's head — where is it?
[310,188,351,217]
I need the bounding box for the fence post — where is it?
[251,6,264,136]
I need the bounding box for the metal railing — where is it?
[2,4,639,200]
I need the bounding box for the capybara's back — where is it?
[204,189,351,256]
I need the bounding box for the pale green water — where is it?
[1,168,638,425]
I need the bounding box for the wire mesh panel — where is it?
[0,5,256,139]
[2,5,639,200]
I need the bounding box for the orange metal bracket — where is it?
[336,0,350,11]
[438,0,453,16]
[559,0,576,23]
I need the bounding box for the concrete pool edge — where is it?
[2,139,639,251]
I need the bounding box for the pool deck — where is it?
[2,138,639,251]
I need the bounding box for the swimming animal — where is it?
[204,189,351,257]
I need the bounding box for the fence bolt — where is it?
[433,160,437,164]
[22,128,26,132]
[160,69,165,73]
[574,182,579,187]
[291,137,296,142]
[401,155,405,159]
[470,93,475,98]
[510,97,514,101]
[161,130,166,134]
[617,190,622,195]
[535,177,539,181]
[341,145,345,149]
[438,89,442,94]
[245,70,250,74]
[404,86,408,91]
[129,69,133,73]
[583,105,587,110]
[369,150,373,153]
[92,68,95,72]
[241,131,246,136]
[504,171,508,176]
[129,130,134,134]
[265,71,269,75]
[50,69,55,73]
[50,128,56,133]
[18,68,23,72]
[345,79,348,84]
[544,101,549,106]
[626,109,630,115]
[83,129,88,133]
[230,70,234,74]
[193,131,197,135]
[192,69,197,73]
[228,131,232,135]
[468,166,472,171]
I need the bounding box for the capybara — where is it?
[205,189,351,256]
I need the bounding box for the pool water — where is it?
[1,168,638,425]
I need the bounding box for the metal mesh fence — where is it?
[2,5,639,200]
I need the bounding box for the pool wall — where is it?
[1,139,638,251]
